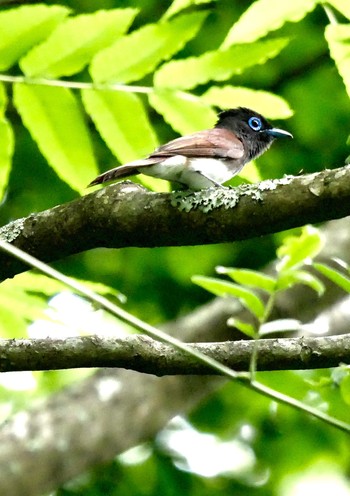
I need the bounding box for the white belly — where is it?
[142,156,239,189]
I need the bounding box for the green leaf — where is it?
[0,5,69,71]
[0,271,127,338]
[2,272,126,303]
[221,0,317,46]
[227,317,257,338]
[277,269,325,295]
[276,226,324,272]
[0,285,47,337]
[163,0,215,20]
[340,373,350,405]
[90,12,207,84]
[2,273,67,296]
[82,89,166,191]
[328,0,350,21]
[13,84,98,194]
[154,38,289,90]
[0,305,27,338]
[192,275,265,319]
[0,83,14,201]
[202,86,293,119]
[325,24,350,100]
[216,266,276,293]
[0,119,14,201]
[0,81,7,116]
[148,90,216,135]
[20,8,138,78]
[314,263,350,293]
[82,89,158,163]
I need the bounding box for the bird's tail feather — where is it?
[88,157,163,186]
[88,164,139,186]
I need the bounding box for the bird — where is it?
[88,107,293,190]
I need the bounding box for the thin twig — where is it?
[0,73,153,93]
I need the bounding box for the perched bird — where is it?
[89,107,293,190]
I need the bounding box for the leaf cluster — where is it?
[193,226,325,337]
[0,1,305,196]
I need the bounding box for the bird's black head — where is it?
[215,107,292,161]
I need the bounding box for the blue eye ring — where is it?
[248,116,262,131]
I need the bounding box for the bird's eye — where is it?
[248,117,262,131]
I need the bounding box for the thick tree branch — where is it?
[0,333,349,373]
[1,165,350,280]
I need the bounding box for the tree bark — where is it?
[1,165,350,281]
[0,331,349,373]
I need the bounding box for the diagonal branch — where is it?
[0,164,350,280]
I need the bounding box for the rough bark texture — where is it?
[0,332,350,373]
[1,165,350,281]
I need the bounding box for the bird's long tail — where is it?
[88,164,140,186]
[88,155,164,186]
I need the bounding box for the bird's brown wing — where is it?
[150,128,244,159]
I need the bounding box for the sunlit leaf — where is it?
[13,84,98,194]
[340,373,350,405]
[90,12,207,83]
[216,266,276,293]
[192,275,265,319]
[314,263,350,293]
[82,89,168,191]
[277,226,324,272]
[0,81,7,115]
[0,4,69,70]
[328,0,350,21]
[149,90,216,135]
[154,38,289,89]
[0,286,47,337]
[222,0,317,46]
[277,269,325,295]
[227,317,257,338]
[0,119,14,201]
[0,83,14,201]
[2,272,126,302]
[0,271,127,338]
[325,23,350,100]
[163,0,215,19]
[20,8,138,78]
[202,86,293,120]
[82,89,158,163]
[0,306,27,338]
